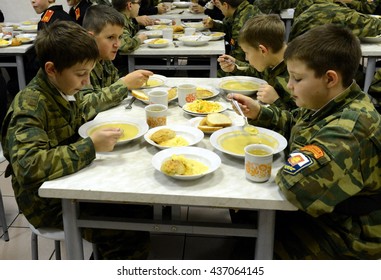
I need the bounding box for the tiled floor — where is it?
[0,147,255,260]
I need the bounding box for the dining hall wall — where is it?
[1,0,70,23]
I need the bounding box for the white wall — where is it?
[1,0,70,23]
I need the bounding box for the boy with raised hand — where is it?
[218,14,296,111]
[31,0,74,30]
[1,20,153,259]
[80,4,153,98]
[231,24,381,259]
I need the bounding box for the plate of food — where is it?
[182,22,206,31]
[360,35,381,43]
[188,113,236,134]
[78,117,149,145]
[0,39,11,48]
[207,32,226,41]
[131,86,177,104]
[15,33,37,44]
[172,1,192,8]
[182,100,228,116]
[152,146,221,180]
[154,18,172,25]
[145,24,170,30]
[144,30,163,38]
[144,125,204,149]
[18,25,38,33]
[210,126,287,158]
[144,38,171,48]
[141,74,167,89]
[218,76,267,96]
[169,85,218,100]
[178,35,211,46]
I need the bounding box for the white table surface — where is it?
[361,43,381,93]
[151,8,207,21]
[39,78,297,260]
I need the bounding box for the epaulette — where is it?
[41,10,55,23]
[75,8,80,20]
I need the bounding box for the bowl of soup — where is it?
[218,76,267,96]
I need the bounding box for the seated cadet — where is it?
[231,24,381,259]
[81,5,153,97]
[218,14,296,111]
[31,0,74,31]
[138,0,167,16]
[190,0,224,21]
[254,0,299,13]
[1,20,153,259]
[67,0,93,26]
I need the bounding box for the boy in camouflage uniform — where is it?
[218,14,296,111]
[231,24,381,259]
[1,20,154,259]
[254,0,299,13]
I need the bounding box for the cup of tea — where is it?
[177,84,197,107]
[244,144,273,182]
[162,28,173,40]
[145,104,167,128]
[184,27,196,36]
[148,90,168,106]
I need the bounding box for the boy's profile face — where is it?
[92,24,123,61]
[286,59,329,110]
[30,0,53,14]
[47,60,95,96]
[240,42,267,72]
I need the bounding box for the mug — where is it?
[177,84,197,107]
[145,104,168,128]
[244,144,273,182]
[148,90,168,106]
[162,28,173,40]
[184,27,196,36]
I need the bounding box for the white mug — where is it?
[148,90,168,106]
[145,104,168,128]
[244,144,273,182]
[162,28,173,40]
[184,27,196,36]
[177,84,197,107]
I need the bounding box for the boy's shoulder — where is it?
[41,5,73,24]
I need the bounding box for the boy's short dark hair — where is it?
[284,24,361,87]
[238,14,285,53]
[34,20,99,73]
[82,4,124,34]
[112,0,129,12]
[218,0,245,8]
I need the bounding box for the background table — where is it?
[151,8,207,21]
[361,43,381,93]
[39,78,297,260]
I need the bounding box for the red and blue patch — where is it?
[283,152,313,175]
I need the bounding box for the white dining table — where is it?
[125,39,225,77]
[38,77,297,260]
[151,8,208,21]
[361,43,381,93]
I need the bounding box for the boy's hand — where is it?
[137,33,148,43]
[257,84,279,105]
[227,93,261,120]
[218,54,235,73]
[157,3,167,14]
[90,128,123,152]
[203,17,213,28]
[136,16,155,27]
[121,69,154,89]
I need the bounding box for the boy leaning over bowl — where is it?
[218,14,296,111]
[1,21,153,259]
[231,24,381,259]
[80,4,153,98]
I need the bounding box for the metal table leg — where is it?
[255,209,276,260]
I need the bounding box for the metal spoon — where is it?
[234,63,249,71]
[231,99,258,135]
[125,97,136,109]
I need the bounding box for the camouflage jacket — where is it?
[289,2,381,41]
[232,60,296,110]
[212,1,262,62]
[368,68,381,106]
[119,13,141,54]
[0,69,128,228]
[254,0,299,13]
[251,82,381,259]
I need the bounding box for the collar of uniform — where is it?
[59,91,76,102]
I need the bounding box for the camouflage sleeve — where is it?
[119,18,141,53]
[346,0,379,14]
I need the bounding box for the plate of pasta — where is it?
[182,100,228,116]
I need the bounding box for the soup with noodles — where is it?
[221,81,259,91]
[88,123,138,142]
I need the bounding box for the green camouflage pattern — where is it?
[212,1,262,62]
[232,61,296,110]
[289,2,381,41]
[254,0,299,13]
[119,13,141,54]
[251,82,381,259]
[368,68,381,108]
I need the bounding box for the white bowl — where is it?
[360,35,381,43]
[16,33,37,44]
[208,32,226,41]
[152,147,221,180]
[0,40,11,48]
[144,125,204,149]
[172,1,191,8]
[182,100,228,116]
[145,30,163,38]
[178,35,211,46]
[141,74,167,89]
[154,19,172,25]
[183,22,206,31]
[218,76,267,96]
[78,117,149,146]
[144,38,171,48]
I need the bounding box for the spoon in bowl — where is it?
[231,98,258,135]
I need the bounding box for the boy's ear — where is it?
[325,70,339,88]
[258,44,268,55]
[45,62,56,76]
[88,31,94,36]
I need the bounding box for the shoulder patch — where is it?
[41,10,55,23]
[283,152,313,175]
[300,144,324,159]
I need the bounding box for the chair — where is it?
[0,186,10,241]
[28,222,98,260]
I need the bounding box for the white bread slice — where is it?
[197,117,223,133]
[206,113,232,127]
[131,90,148,101]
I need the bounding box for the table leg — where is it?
[62,199,84,260]
[210,56,217,78]
[364,57,376,93]
[255,209,275,260]
[15,55,26,90]
[128,56,135,73]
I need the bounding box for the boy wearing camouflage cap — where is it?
[231,24,381,259]
[1,21,152,259]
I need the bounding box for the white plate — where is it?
[360,35,381,43]
[208,32,226,41]
[144,38,171,48]
[182,101,228,117]
[218,76,267,96]
[145,25,170,30]
[178,35,211,46]
[210,126,287,158]
[182,22,206,31]
[18,25,38,32]
[15,33,36,44]
[141,74,167,89]
[152,147,221,180]
[131,86,178,104]
[0,40,11,48]
[78,117,148,145]
[144,30,163,38]
[172,1,191,8]
[169,85,218,100]
[188,116,238,134]
[154,19,172,25]
[144,125,204,149]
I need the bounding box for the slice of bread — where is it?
[131,90,148,100]
[206,113,232,127]
[197,117,223,133]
